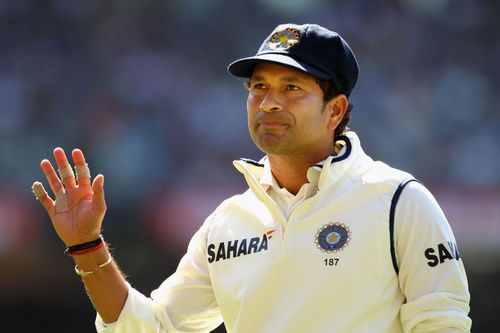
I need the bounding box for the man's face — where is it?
[246,62,334,159]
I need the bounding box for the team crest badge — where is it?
[268,27,300,50]
[315,222,351,253]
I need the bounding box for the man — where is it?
[32,23,471,332]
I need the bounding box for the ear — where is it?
[325,94,348,131]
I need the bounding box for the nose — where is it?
[259,90,283,113]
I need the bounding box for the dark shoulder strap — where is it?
[389,178,420,275]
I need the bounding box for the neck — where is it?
[268,152,330,195]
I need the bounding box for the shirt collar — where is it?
[234,131,361,198]
[259,157,275,192]
[259,156,325,193]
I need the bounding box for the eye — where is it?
[247,81,267,91]
[285,84,300,91]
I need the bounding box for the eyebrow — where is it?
[250,74,309,85]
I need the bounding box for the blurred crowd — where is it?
[0,0,499,331]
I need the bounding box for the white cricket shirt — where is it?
[96,131,471,333]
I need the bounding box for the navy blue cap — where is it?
[228,23,359,97]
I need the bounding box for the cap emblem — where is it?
[268,27,300,50]
[315,222,351,253]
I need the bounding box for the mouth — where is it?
[259,122,289,128]
[257,117,290,128]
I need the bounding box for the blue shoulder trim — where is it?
[390,178,420,275]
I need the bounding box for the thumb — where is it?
[32,181,55,213]
[92,174,107,212]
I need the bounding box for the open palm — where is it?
[32,148,106,247]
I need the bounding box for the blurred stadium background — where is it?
[1,0,499,332]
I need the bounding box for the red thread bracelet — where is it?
[67,241,105,256]
[65,235,104,256]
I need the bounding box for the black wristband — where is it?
[65,235,103,255]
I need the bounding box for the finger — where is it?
[40,159,69,212]
[40,159,64,196]
[92,174,106,212]
[32,181,55,212]
[55,188,69,212]
[72,149,91,186]
[53,148,77,188]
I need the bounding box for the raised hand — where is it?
[32,148,106,247]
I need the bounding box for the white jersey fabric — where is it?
[96,131,471,333]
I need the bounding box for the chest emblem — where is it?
[315,222,351,253]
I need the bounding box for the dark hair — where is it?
[315,78,353,138]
